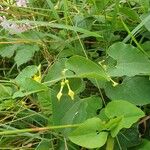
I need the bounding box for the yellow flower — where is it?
[65,80,75,100]
[68,89,75,100]
[32,64,42,83]
[57,92,63,101]
[33,74,41,83]
[56,80,65,101]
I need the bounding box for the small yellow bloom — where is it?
[57,91,63,101]
[32,64,42,83]
[65,80,75,100]
[56,80,65,101]
[33,74,41,83]
[68,89,75,100]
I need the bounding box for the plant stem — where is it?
[106,135,115,150]
[0,124,80,136]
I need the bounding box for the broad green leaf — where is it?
[69,118,108,149]
[12,90,26,99]
[107,42,150,76]
[119,6,139,21]
[115,125,141,149]
[44,59,74,85]
[22,78,48,92]
[0,84,12,100]
[13,78,48,98]
[44,56,109,86]
[51,91,80,126]
[85,96,102,118]
[51,92,102,134]
[44,59,66,83]
[134,139,150,150]
[61,96,102,125]
[14,45,39,67]
[37,90,52,117]
[104,77,150,105]
[105,100,145,137]
[15,65,38,85]
[65,55,109,80]
[0,44,17,58]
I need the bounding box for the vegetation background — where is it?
[0,0,150,149]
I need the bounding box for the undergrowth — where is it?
[0,0,150,149]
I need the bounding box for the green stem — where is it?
[0,124,80,136]
[106,135,115,150]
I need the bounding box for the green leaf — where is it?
[105,100,145,137]
[22,78,48,92]
[37,90,52,117]
[44,56,109,86]
[0,84,12,100]
[115,125,141,149]
[51,92,79,126]
[107,42,150,76]
[14,45,39,67]
[51,93,102,135]
[44,59,74,85]
[134,139,150,150]
[15,65,38,85]
[0,44,17,58]
[61,96,103,125]
[13,78,48,98]
[65,55,109,80]
[69,118,108,149]
[119,6,139,21]
[104,76,150,105]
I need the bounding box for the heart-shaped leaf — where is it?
[69,118,108,149]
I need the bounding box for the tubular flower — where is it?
[65,80,75,100]
[57,80,65,101]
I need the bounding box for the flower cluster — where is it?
[57,79,75,101]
